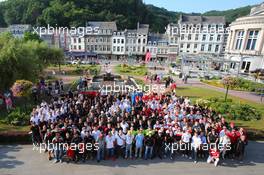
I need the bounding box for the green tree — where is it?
[23,31,42,42]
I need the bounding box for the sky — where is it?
[144,0,264,13]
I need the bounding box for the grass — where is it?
[176,86,264,130]
[45,64,101,76]
[201,79,264,93]
[0,123,29,133]
[114,64,148,76]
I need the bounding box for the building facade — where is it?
[166,23,179,61]
[225,2,264,72]
[112,31,126,56]
[69,21,117,58]
[178,15,226,56]
[9,24,31,38]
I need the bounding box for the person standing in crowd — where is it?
[96,133,105,163]
[181,129,192,159]
[236,135,247,161]
[52,132,64,163]
[155,130,164,159]
[135,129,144,159]
[164,132,174,160]
[125,131,134,159]
[144,132,155,160]
[71,132,82,163]
[115,129,126,158]
[192,132,202,163]
[105,131,116,160]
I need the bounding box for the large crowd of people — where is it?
[30,90,248,166]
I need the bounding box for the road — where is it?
[1,141,264,175]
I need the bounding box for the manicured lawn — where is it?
[201,79,264,93]
[0,123,29,133]
[176,86,264,130]
[45,64,101,76]
[114,64,148,76]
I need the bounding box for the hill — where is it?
[0,0,253,32]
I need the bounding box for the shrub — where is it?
[11,80,33,97]
[5,108,29,126]
[196,97,261,121]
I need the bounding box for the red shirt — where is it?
[210,149,220,158]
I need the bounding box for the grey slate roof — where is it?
[180,15,226,24]
[87,21,117,31]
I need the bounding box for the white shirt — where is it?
[92,130,101,140]
[182,132,191,143]
[115,134,126,146]
[192,136,202,149]
[105,135,115,149]
[125,135,134,145]
[121,122,129,133]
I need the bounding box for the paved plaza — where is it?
[1,141,264,175]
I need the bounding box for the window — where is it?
[194,44,197,49]
[235,31,244,50]
[113,39,116,44]
[78,45,81,50]
[78,38,81,43]
[209,34,213,41]
[188,34,192,40]
[117,46,120,52]
[181,34,184,40]
[208,44,212,51]
[74,38,76,43]
[202,35,206,41]
[241,61,246,70]
[121,39,124,44]
[74,46,76,50]
[195,34,199,40]
[180,44,183,48]
[143,39,146,44]
[201,44,205,51]
[215,45,219,52]
[117,39,120,44]
[246,30,258,50]
[113,46,116,52]
[217,35,221,41]
[138,39,141,44]
[187,44,190,49]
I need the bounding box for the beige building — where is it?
[225,3,264,73]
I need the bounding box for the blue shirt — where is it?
[135,134,144,148]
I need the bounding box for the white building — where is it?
[225,2,264,72]
[69,21,117,58]
[9,24,31,38]
[135,23,149,56]
[126,29,138,58]
[146,33,170,61]
[166,23,179,61]
[112,31,126,56]
[178,15,226,56]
